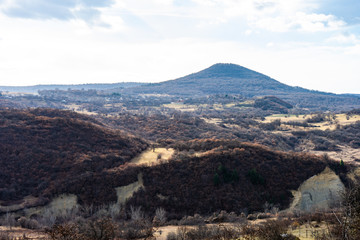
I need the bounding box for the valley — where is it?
[1,63,360,239]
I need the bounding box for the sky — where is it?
[0,0,359,93]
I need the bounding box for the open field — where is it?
[64,104,98,116]
[310,145,360,164]
[262,113,360,131]
[163,101,249,112]
[201,117,223,124]
[163,103,199,112]
[131,148,175,166]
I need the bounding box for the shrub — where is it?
[256,220,295,240]
[166,225,241,240]
[306,114,325,123]
[241,224,257,240]
[81,218,115,240]
[154,207,167,226]
[179,214,205,225]
[46,223,83,240]
[0,232,11,240]
[0,212,17,228]
[46,218,115,240]
[326,181,360,240]
[18,217,40,229]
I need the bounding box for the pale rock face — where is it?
[115,173,144,205]
[289,167,345,212]
[24,194,78,218]
[5,173,145,217]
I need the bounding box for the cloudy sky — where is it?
[0,0,359,93]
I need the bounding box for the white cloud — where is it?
[245,3,345,32]
[0,0,114,26]
[327,33,360,44]
[0,0,359,94]
[244,29,253,35]
[345,44,360,55]
[0,0,346,34]
[178,0,345,32]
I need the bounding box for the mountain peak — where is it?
[208,63,248,70]
[187,63,268,79]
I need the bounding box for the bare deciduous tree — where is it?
[130,206,144,221]
[154,207,167,226]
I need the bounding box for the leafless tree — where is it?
[154,208,167,226]
[130,206,144,221]
[328,181,360,240]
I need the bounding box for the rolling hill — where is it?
[0,108,350,218]
[125,139,344,218]
[0,108,148,209]
[50,138,342,217]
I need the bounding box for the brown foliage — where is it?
[126,139,329,218]
[0,108,148,205]
[46,218,115,240]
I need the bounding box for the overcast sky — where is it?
[0,0,359,93]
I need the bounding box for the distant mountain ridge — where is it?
[0,82,145,94]
[2,63,359,110]
[122,63,360,111]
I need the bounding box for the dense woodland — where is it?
[0,107,354,218]
[49,138,338,218]
[129,141,333,218]
[0,109,147,205]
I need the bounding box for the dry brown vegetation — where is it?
[0,107,351,220]
[126,139,338,218]
[2,64,360,240]
[0,108,147,207]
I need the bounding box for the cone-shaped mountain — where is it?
[126,63,310,97]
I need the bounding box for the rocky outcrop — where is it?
[115,173,144,205]
[289,167,345,212]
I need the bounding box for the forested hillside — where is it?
[0,108,148,205]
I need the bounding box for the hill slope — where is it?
[55,139,345,218]
[124,63,302,96]
[125,139,340,218]
[123,63,360,110]
[0,108,148,207]
[0,110,347,217]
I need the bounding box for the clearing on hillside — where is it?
[131,148,175,166]
[262,113,360,131]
